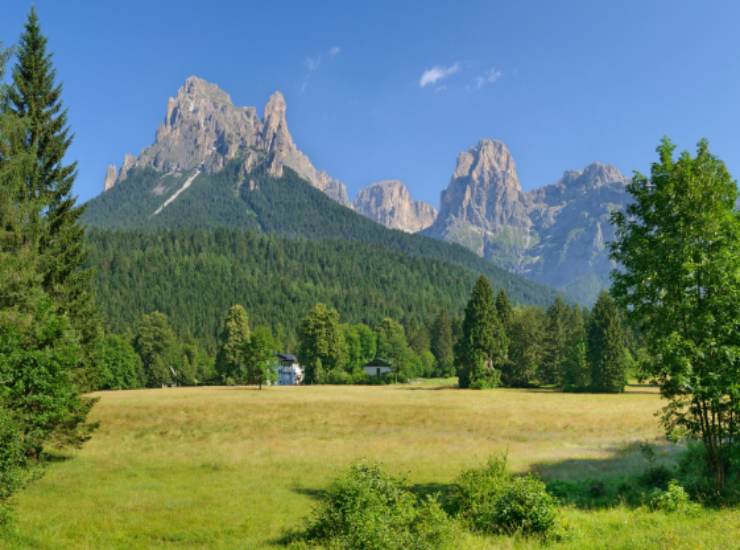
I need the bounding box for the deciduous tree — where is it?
[611,138,740,492]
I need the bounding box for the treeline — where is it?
[455,277,634,392]
[0,11,96,517]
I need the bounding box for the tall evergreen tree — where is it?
[6,9,98,381]
[539,297,570,386]
[430,311,454,376]
[587,292,628,393]
[215,304,250,383]
[561,306,590,391]
[502,307,546,387]
[455,276,507,388]
[495,289,514,334]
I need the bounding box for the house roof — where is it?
[277,353,298,362]
[363,358,392,368]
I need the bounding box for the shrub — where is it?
[640,465,673,490]
[677,442,740,504]
[453,456,558,537]
[301,462,456,549]
[648,481,696,513]
[0,406,27,524]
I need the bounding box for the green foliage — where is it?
[453,456,558,537]
[215,304,250,383]
[611,138,740,492]
[301,462,456,550]
[242,326,277,389]
[85,228,522,354]
[648,481,696,514]
[133,311,180,387]
[375,318,417,381]
[299,303,345,384]
[342,323,376,372]
[502,307,546,387]
[539,296,571,385]
[455,277,506,388]
[587,292,629,392]
[7,8,99,383]
[0,405,26,519]
[93,333,144,390]
[430,311,455,376]
[561,307,590,391]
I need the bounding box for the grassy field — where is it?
[2,381,738,549]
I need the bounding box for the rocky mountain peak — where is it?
[353,180,437,233]
[103,77,349,205]
[453,138,519,191]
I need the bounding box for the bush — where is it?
[677,442,740,504]
[0,406,27,524]
[301,462,456,549]
[648,481,696,513]
[640,465,673,490]
[453,456,558,537]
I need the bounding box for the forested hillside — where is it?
[86,228,552,351]
[82,163,554,309]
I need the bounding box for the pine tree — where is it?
[562,307,589,391]
[455,276,507,388]
[539,297,570,385]
[7,9,98,378]
[502,307,546,387]
[430,311,454,376]
[495,289,514,334]
[588,292,628,393]
[215,304,250,383]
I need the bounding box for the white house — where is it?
[362,358,393,377]
[276,353,304,385]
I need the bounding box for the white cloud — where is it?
[328,46,341,57]
[419,62,460,88]
[472,68,503,90]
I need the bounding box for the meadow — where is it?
[2,381,738,549]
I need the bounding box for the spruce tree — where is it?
[7,9,98,378]
[561,307,590,391]
[455,276,507,388]
[430,311,454,376]
[215,304,250,383]
[587,292,628,392]
[539,297,570,385]
[502,307,546,387]
[495,289,514,334]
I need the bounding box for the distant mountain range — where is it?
[86,76,631,304]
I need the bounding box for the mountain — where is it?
[102,76,350,205]
[83,78,557,327]
[426,139,630,303]
[353,180,436,232]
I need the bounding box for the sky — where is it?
[2,0,740,205]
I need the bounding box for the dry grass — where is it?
[2,382,737,548]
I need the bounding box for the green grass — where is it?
[2,382,738,549]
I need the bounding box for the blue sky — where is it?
[2,0,739,205]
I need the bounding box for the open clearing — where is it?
[3,381,738,549]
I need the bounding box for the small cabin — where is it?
[362,358,393,377]
[276,353,304,385]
